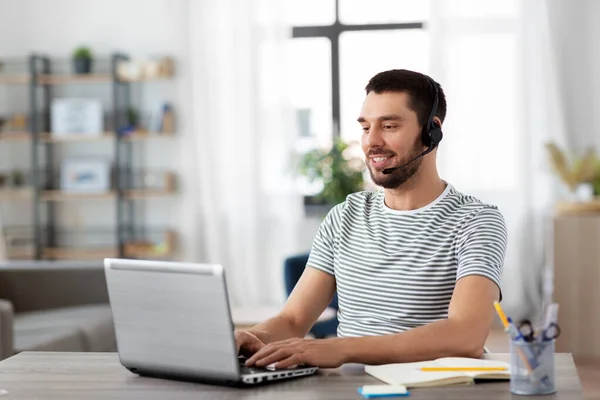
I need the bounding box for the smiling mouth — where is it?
[369,155,394,169]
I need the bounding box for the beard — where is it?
[366,141,423,189]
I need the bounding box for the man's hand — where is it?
[244,338,347,369]
[235,330,266,357]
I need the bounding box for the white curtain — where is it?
[183,0,303,307]
[428,0,568,320]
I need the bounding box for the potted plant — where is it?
[299,138,365,207]
[73,46,93,74]
[546,142,598,200]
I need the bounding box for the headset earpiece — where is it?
[421,79,444,150]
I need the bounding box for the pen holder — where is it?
[509,339,556,395]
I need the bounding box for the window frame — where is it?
[291,0,425,137]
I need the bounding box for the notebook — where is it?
[365,357,510,388]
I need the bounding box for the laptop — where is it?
[103,258,318,386]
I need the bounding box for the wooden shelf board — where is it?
[42,230,176,260]
[556,199,600,215]
[126,189,175,199]
[122,74,174,83]
[40,189,175,201]
[36,73,173,85]
[7,249,35,259]
[41,132,115,142]
[38,73,112,85]
[38,131,174,142]
[43,247,118,260]
[0,74,29,85]
[41,191,116,201]
[124,132,175,141]
[0,132,31,141]
[0,188,33,199]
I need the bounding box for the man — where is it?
[237,69,507,369]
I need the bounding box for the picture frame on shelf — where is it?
[60,158,111,193]
[51,98,103,137]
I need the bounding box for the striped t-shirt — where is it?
[307,183,507,338]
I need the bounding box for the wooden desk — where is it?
[0,352,584,399]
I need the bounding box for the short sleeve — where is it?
[306,203,344,276]
[456,207,507,301]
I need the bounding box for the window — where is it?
[339,29,429,143]
[284,38,332,150]
[338,0,430,24]
[288,0,427,145]
[431,0,522,192]
[439,33,518,191]
[283,0,521,194]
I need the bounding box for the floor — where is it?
[486,329,600,399]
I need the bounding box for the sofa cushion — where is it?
[0,299,14,360]
[14,304,116,353]
[14,327,85,353]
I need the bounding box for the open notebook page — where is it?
[365,358,510,387]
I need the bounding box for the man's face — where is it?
[359,91,425,189]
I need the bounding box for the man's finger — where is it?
[254,348,293,367]
[245,344,280,366]
[274,354,302,369]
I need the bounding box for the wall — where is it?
[0,0,192,256]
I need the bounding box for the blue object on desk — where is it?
[357,387,410,398]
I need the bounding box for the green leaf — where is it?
[298,138,365,205]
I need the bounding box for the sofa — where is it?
[0,260,116,360]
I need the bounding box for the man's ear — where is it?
[433,116,442,127]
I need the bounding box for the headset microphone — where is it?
[381,145,436,175]
[380,77,444,176]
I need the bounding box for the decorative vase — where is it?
[575,183,594,202]
[73,58,92,74]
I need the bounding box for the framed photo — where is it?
[51,98,103,137]
[60,159,111,193]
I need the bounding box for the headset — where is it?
[382,78,444,175]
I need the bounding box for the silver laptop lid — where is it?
[104,258,240,382]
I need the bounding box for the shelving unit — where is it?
[0,52,177,260]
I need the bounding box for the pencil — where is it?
[493,301,510,329]
[421,367,507,372]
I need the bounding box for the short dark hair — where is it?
[365,69,447,128]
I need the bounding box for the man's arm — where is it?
[342,275,499,364]
[242,203,343,346]
[245,275,499,368]
[241,267,336,344]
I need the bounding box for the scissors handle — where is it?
[541,322,561,341]
[517,320,536,342]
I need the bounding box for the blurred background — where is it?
[0,0,599,387]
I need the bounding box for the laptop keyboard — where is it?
[239,359,274,374]
[238,358,306,375]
